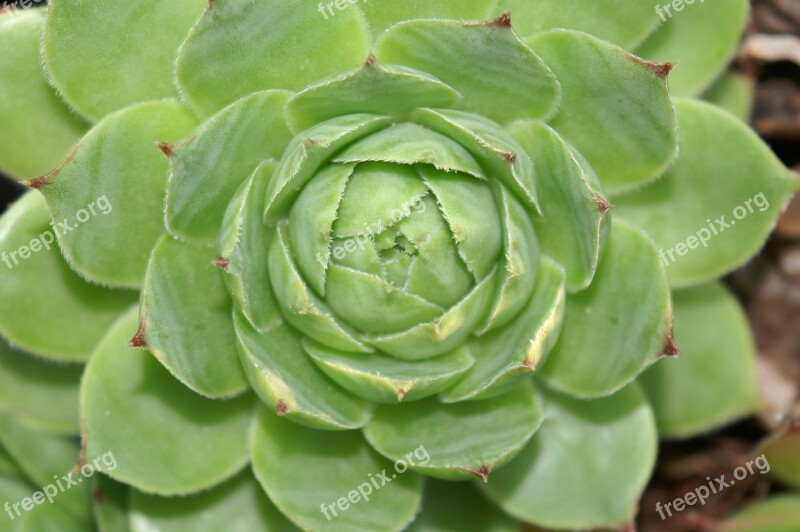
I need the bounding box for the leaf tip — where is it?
[157,141,175,158]
[396,388,406,402]
[501,151,517,164]
[660,329,681,357]
[629,55,674,79]
[128,318,148,349]
[276,399,288,416]
[214,257,229,271]
[593,192,612,215]
[483,11,512,28]
[25,173,53,190]
[364,53,378,67]
[467,465,492,482]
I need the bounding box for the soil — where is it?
[1,1,799,531]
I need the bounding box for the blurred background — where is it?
[1,0,799,530]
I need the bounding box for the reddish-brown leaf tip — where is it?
[214,257,229,271]
[501,151,517,163]
[128,318,148,349]
[468,465,492,482]
[25,174,52,190]
[593,192,612,215]
[157,141,174,157]
[629,55,674,79]
[276,400,288,416]
[522,358,535,369]
[483,11,512,28]
[396,388,406,402]
[364,53,378,67]
[660,329,681,357]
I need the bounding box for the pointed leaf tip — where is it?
[482,11,512,28]
[276,400,288,416]
[128,318,148,348]
[25,174,52,190]
[467,465,492,482]
[213,257,229,271]
[661,330,681,357]
[157,141,174,157]
[629,56,674,79]
[364,53,378,67]
[396,389,406,402]
[594,192,612,215]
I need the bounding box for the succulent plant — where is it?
[0,1,798,530]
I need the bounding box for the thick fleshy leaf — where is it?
[264,114,392,224]
[376,18,560,124]
[44,0,207,120]
[305,340,474,404]
[333,124,485,179]
[37,100,198,288]
[138,235,248,399]
[0,192,136,361]
[358,1,497,36]
[763,430,800,490]
[364,382,542,481]
[528,30,678,193]
[498,0,661,48]
[252,407,422,532]
[613,99,798,288]
[635,0,749,96]
[130,470,297,532]
[0,416,92,526]
[288,62,461,132]
[221,162,282,332]
[720,495,800,532]
[177,0,370,116]
[166,91,292,243]
[365,270,497,360]
[481,384,657,530]
[270,223,372,352]
[407,479,518,532]
[539,220,672,398]
[93,475,131,532]
[0,474,87,531]
[0,10,85,182]
[640,283,759,438]
[510,121,611,291]
[703,72,755,123]
[234,312,372,431]
[415,108,539,210]
[81,308,253,495]
[476,185,539,333]
[441,259,565,403]
[0,338,82,435]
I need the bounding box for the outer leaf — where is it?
[498,0,662,48]
[130,471,297,531]
[509,121,611,291]
[364,382,542,481]
[0,10,85,181]
[166,91,292,243]
[305,340,474,404]
[636,0,749,96]
[441,259,565,402]
[539,220,672,398]
[613,99,798,288]
[357,1,498,36]
[252,407,423,532]
[0,192,136,362]
[720,495,800,532]
[37,101,198,288]
[44,0,207,121]
[177,0,370,116]
[407,479,518,532]
[138,235,248,399]
[81,308,253,496]
[481,384,657,530]
[288,62,461,132]
[763,430,800,490]
[0,416,92,526]
[639,283,760,438]
[375,18,560,124]
[703,72,755,123]
[528,29,678,193]
[0,337,82,435]
[234,312,372,431]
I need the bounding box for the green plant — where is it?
[0,1,797,530]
